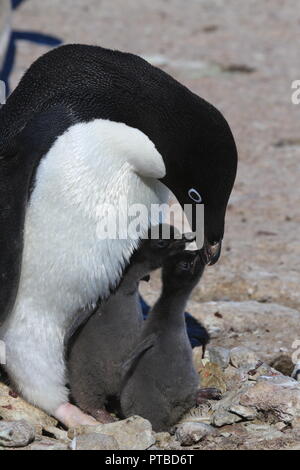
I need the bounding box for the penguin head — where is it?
[131,224,191,275]
[162,250,205,294]
[159,100,238,266]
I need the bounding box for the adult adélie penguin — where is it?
[0,44,237,427]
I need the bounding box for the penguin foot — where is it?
[196,387,222,405]
[54,403,99,428]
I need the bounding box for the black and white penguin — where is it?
[0,44,237,427]
[68,226,189,422]
[120,249,219,431]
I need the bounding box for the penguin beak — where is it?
[201,239,222,266]
[170,190,223,265]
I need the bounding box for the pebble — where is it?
[212,410,243,427]
[0,420,35,447]
[230,347,259,370]
[208,346,231,369]
[175,422,217,446]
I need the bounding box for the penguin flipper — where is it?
[0,105,75,325]
[122,333,158,380]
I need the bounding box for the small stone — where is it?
[229,404,257,420]
[70,433,118,450]
[230,347,259,370]
[212,410,242,427]
[175,422,216,446]
[68,416,155,450]
[0,420,35,447]
[208,346,230,369]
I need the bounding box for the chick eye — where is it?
[188,188,202,203]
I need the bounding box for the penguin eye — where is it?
[188,188,202,203]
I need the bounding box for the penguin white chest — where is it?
[12,119,168,327]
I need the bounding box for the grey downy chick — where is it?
[120,249,214,431]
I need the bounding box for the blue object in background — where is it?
[0,0,62,95]
[11,0,26,8]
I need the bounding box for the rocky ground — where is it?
[1,0,299,451]
[1,345,300,450]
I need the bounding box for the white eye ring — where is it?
[188,188,202,203]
